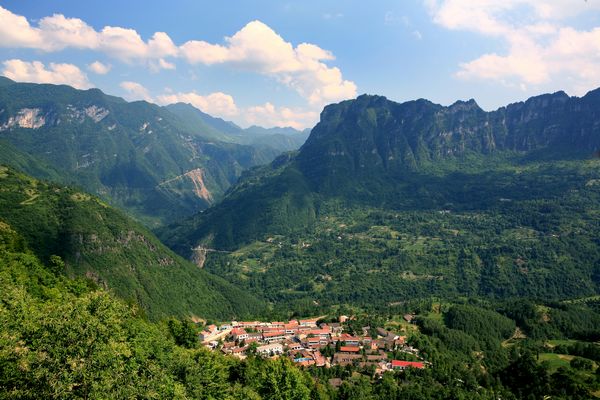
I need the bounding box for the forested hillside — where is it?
[160,90,600,314]
[0,166,265,320]
[0,78,305,226]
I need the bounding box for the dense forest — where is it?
[0,166,266,320]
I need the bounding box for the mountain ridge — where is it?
[158,87,600,311]
[0,79,307,226]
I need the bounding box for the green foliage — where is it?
[0,236,322,399]
[0,80,283,226]
[168,318,199,349]
[444,305,515,342]
[0,167,266,320]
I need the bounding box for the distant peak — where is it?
[449,98,481,112]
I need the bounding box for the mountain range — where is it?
[1,78,599,315]
[0,77,308,226]
[159,89,600,312]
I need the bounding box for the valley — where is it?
[1,81,600,399]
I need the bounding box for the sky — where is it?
[1,0,600,129]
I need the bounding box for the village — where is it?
[198,314,427,377]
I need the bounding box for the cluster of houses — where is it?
[199,316,427,375]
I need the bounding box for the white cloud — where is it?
[244,102,318,129]
[0,7,356,105]
[0,6,177,65]
[156,91,238,118]
[179,20,357,105]
[149,58,176,72]
[2,59,91,89]
[87,61,111,74]
[0,7,43,48]
[426,0,600,95]
[119,81,153,102]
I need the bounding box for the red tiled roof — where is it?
[263,331,285,338]
[340,346,360,353]
[391,360,424,369]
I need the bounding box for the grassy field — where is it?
[538,353,575,372]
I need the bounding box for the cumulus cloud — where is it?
[2,59,91,89]
[87,61,111,74]
[179,20,357,105]
[425,0,600,94]
[155,90,316,129]
[0,6,177,64]
[156,91,238,118]
[244,102,318,129]
[119,81,153,102]
[0,7,356,106]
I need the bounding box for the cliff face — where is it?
[297,90,600,192]
[159,87,600,253]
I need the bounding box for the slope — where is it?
[0,78,276,226]
[0,165,265,320]
[159,89,600,312]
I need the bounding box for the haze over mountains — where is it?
[0,77,308,226]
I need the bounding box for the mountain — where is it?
[166,102,310,154]
[0,165,265,320]
[0,79,286,226]
[159,89,600,312]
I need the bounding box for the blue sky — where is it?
[1,0,600,128]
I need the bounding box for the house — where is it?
[221,342,237,354]
[333,353,362,366]
[327,323,344,334]
[366,351,388,362]
[391,360,424,370]
[231,328,248,341]
[257,343,284,356]
[403,314,415,323]
[339,346,361,353]
[284,321,299,334]
[308,329,331,341]
[302,337,322,349]
[247,332,262,341]
[262,331,285,343]
[284,340,303,351]
[299,318,319,327]
[338,334,360,346]
[230,346,248,359]
[313,350,327,367]
[238,321,260,329]
[377,327,391,337]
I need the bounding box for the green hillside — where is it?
[0,166,265,320]
[159,90,600,314]
[0,221,322,399]
[0,78,278,226]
